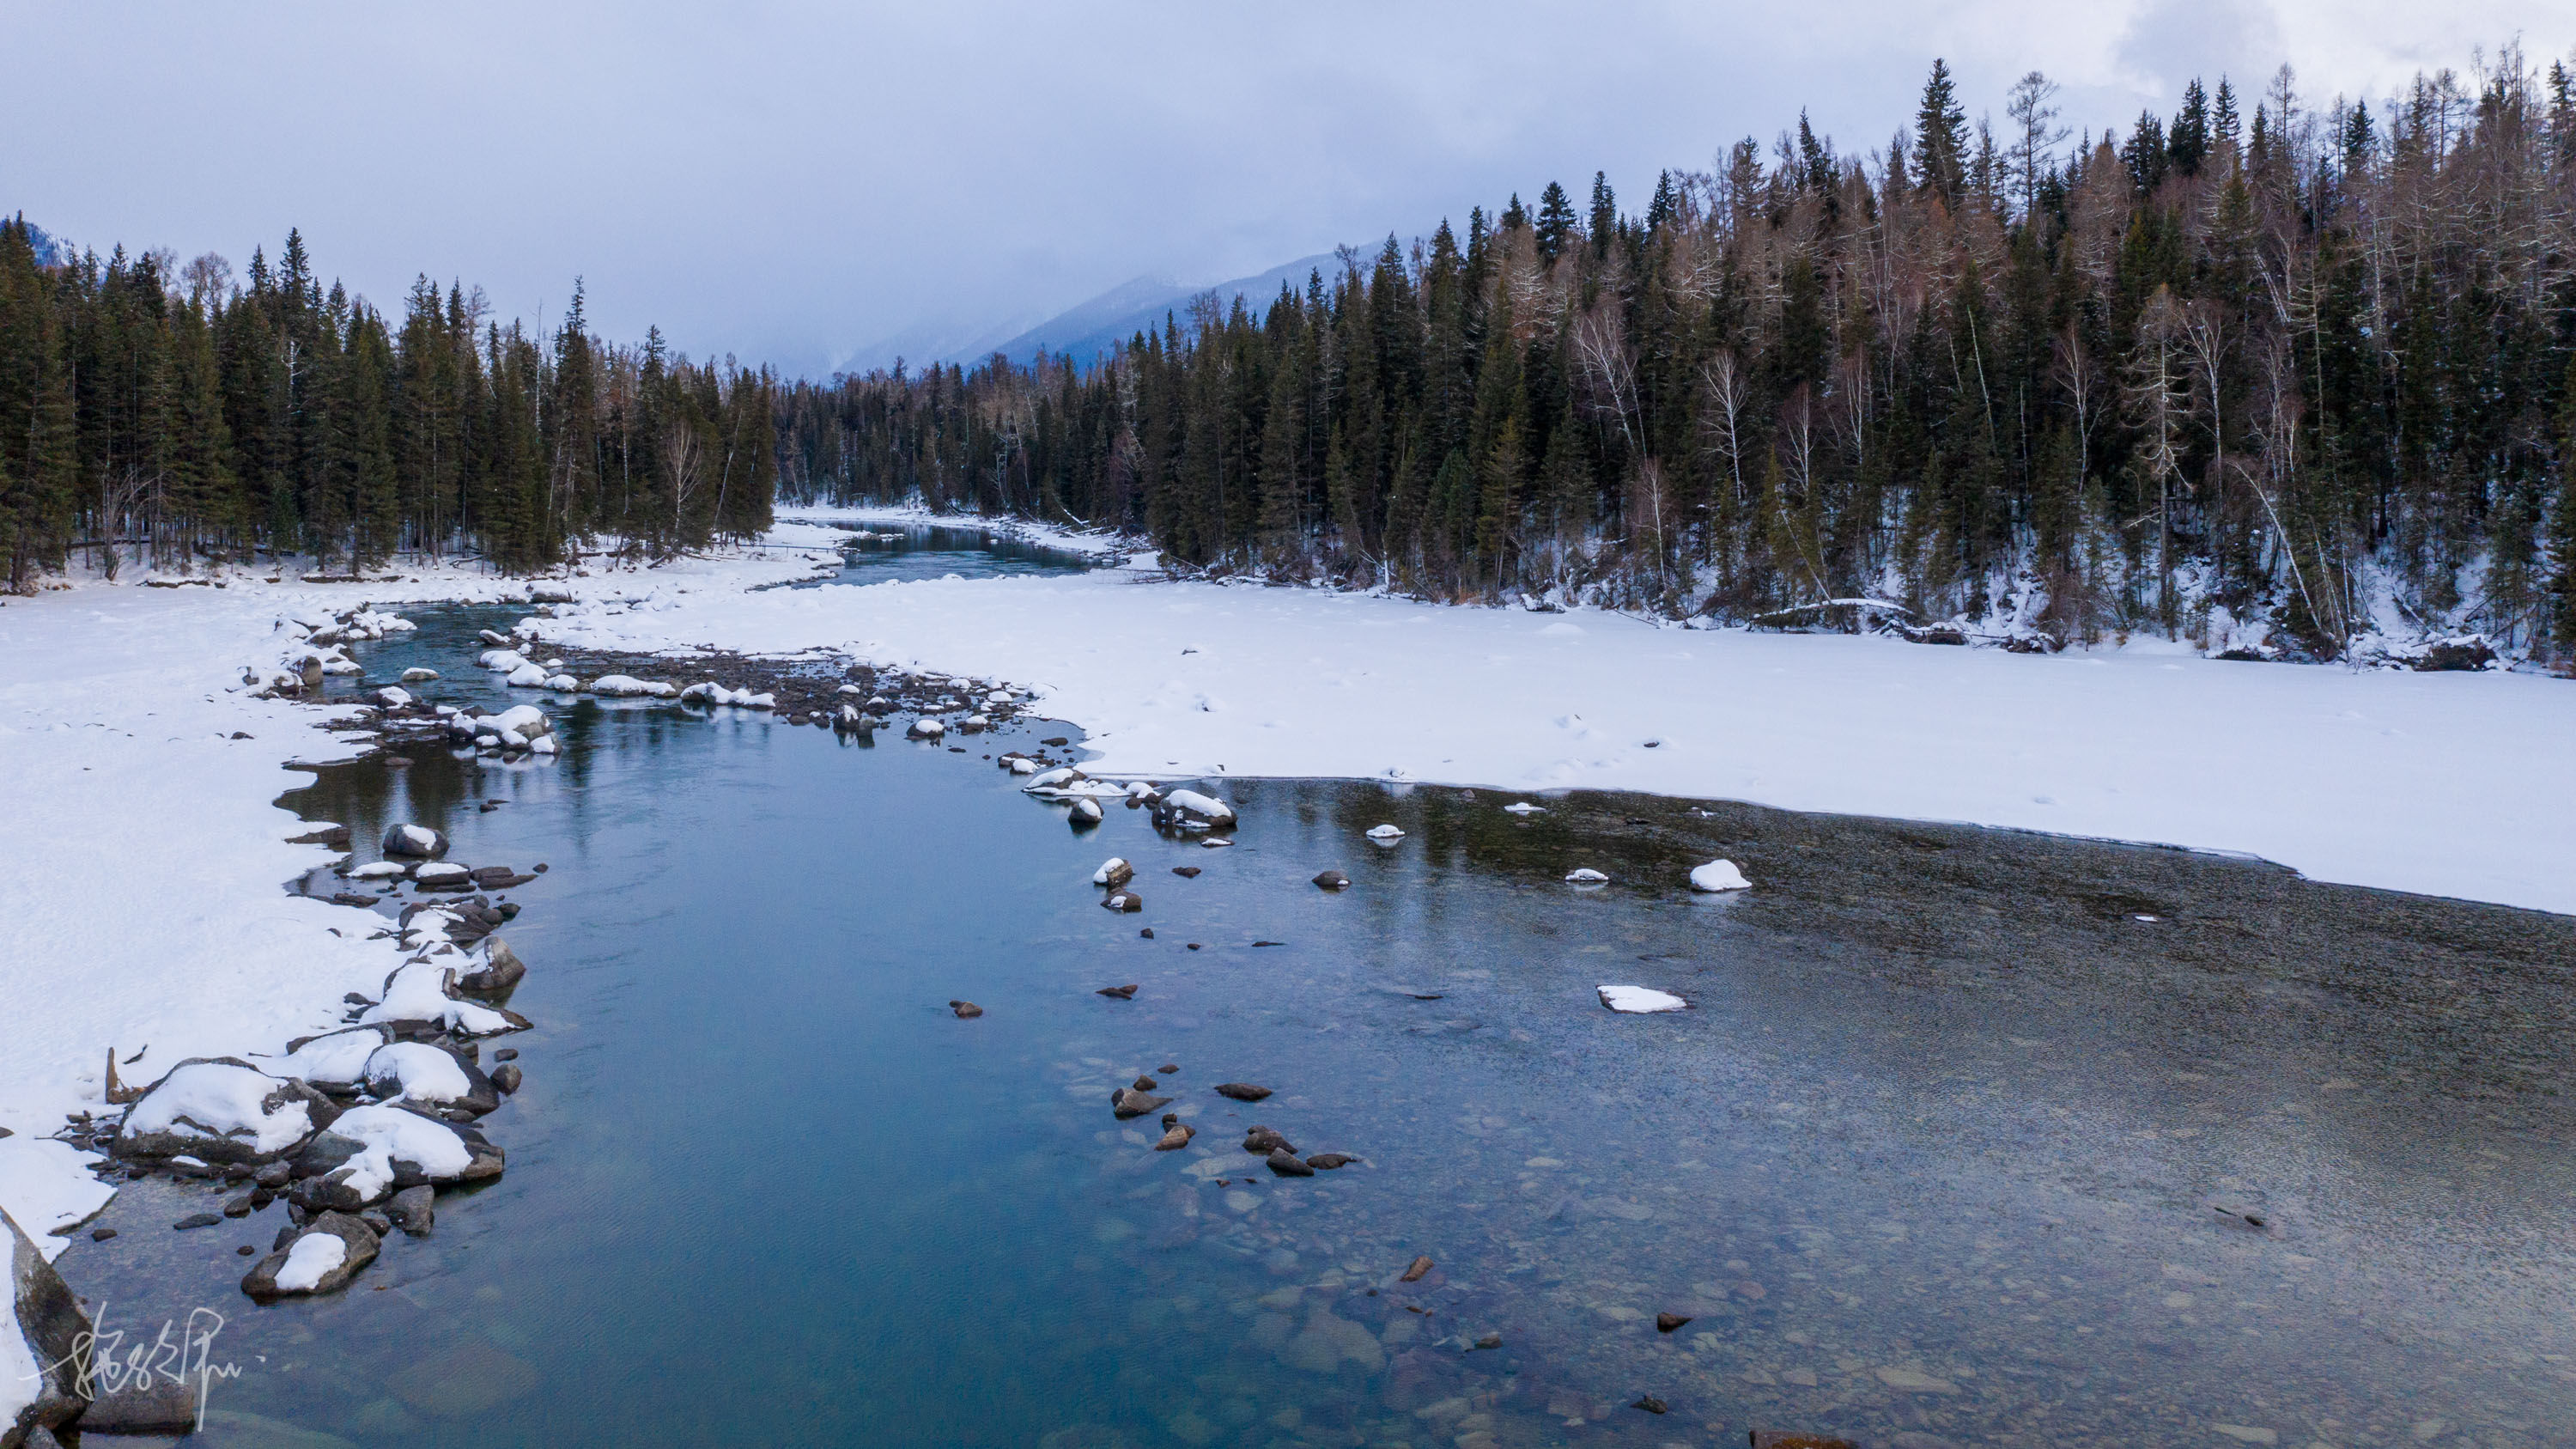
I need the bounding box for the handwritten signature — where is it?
[31,1301,244,1432]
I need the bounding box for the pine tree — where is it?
[1914,59,1971,208]
[1534,182,1577,265]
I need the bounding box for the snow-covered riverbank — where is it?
[5,510,2571,1219]
[598,508,2576,916]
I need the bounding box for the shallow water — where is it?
[798,516,1101,586]
[52,553,2576,1449]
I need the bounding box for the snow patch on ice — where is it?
[1597,985,1688,1014]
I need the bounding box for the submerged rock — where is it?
[1242,1126,1297,1157]
[949,1001,983,1019]
[1096,984,1138,1000]
[1213,1082,1272,1102]
[1400,1255,1433,1282]
[1265,1149,1315,1178]
[1656,1312,1692,1332]
[387,1185,434,1236]
[1304,1153,1358,1171]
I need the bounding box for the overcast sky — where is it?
[5,1,2565,376]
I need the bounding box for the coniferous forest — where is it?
[0,221,775,589]
[779,53,2576,660]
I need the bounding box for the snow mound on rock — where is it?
[1597,985,1688,1014]
[123,1060,318,1156]
[1689,859,1751,892]
[272,1230,348,1293]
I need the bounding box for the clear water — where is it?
[798,517,1101,587]
[54,551,2576,1449]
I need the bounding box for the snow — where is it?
[122,1061,316,1155]
[477,648,528,672]
[504,661,550,686]
[1504,801,1546,815]
[350,861,406,880]
[591,673,674,697]
[324,1104,472,1199]
[1598,985,1689,1014]
[363,1042,473,1105]
[1690,859,1751,892]
[360,962,522,1036]
[1365,824,1406,841]
[374,685,412,708]
[524,551,2576,914]
[413,861,471,886]
[494,703,550,737]
[0,1138,115,1258]
[271,1228,348,1293]
[275,1028,386,1093]
[1162,788,1236,825]
[1564,868,1610,884]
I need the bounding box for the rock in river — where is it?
[1102,890,1143,913]
[1091,856,1133,887]
[949,1000,983,1019]
[381,823,448,859]
[1312,870,1350,890]
[1111,1087,1171,1118]
[240,1211,380,1300]
[1266,1149,1315,1177]
[1097,984,1138,1000]
[1213,1081,1273,1102]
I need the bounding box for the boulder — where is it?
[1265,1149,1315,1178]
[1304,1154,1358,1170]
[4,1206,92,1447]
[907,717,946,740]
[1154,1123,1194,1151]
[1069,798,1103,825]
[1091,857,1133,888]
[112,1059,340,1165]
[288,1105,501,1210]
[1242,1126,1297,1156]
[1213,1082,1273,1102]
[489,1063,522,1095]
[1102,890,1143,913]
[276,1026,394,1093]
[1096,984,1138,1000]
[452,937,526,997]
[386,1185,434,1236]
[361,1043,501,1116]
[948,1001,983,1019]
[1312,870,1350,890]
[240,1211,380,1301]
[1110,1087,1171,1118]
[399,667,440,683]
[380,824,447,859]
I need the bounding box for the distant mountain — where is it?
[845,250,1352,377]
[6,212,63,266]
[977,251,1343,369]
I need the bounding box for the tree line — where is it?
[0,221,775,588]
[777,48,2576,659]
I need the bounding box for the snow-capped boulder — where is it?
[5,1204,93,1445]
[240,1211,379,1301]
[835,683,864,696]
[381,823,447,859]
[477,629,512,647]
[1092,857,1133,887]
[1564,868,1610,885]
[477,648,528,672]
[1162,789,1235,825]
[360,962,531,1038]
[834,704,868,731]
[362,1043,500,1116]
[494,703,550,738]
[544,673,580,691]
[590,674,673,697]
[1070,798,1103,825]
[530,734,559,755]
[1689,859,1751,892]
[505,661,550,687]
[1024,765,1084,792]
[413,861,472,888]
[113,1059,339,1165]
[1366,824,1406,841]
[1503,801,1546,815]
[1597,985,1688,1014]
[908,717,945,740]
[291,1105,501,1209]
[1009,757,1039,775]
[276,1026,393,1093]
[374,685,413,709]
[349,861,406,880]
[399,667,440,683]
